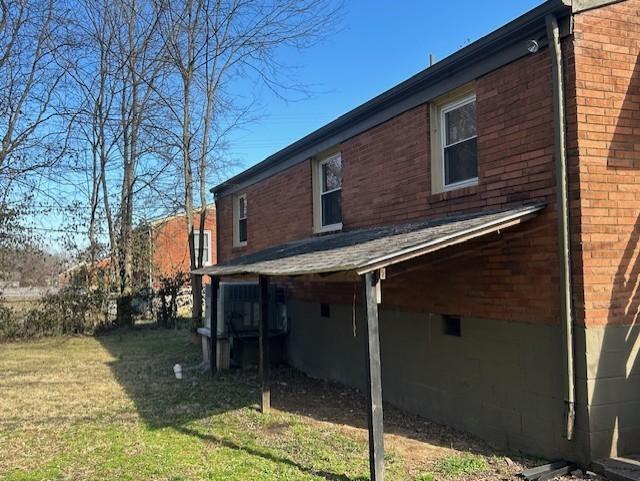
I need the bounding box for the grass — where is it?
[437,454,490,477]
[0,328,530,481]
[416,454,490,481]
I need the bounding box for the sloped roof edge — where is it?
[194,204,545,278]
[212,0,572,197]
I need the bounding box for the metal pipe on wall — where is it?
[545,13,577,441]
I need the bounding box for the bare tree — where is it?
[111,0,170,322]
[66,0,120,288]
[0,0,77,275]
[161,0,342,328]
[68,0,170,324]
[10,0,341,328]
[0,0,72,186]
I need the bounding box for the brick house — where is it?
[147,207,217,285]
[196,0,640,474]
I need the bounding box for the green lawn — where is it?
[0,329,533,481]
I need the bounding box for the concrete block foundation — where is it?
[285,300,587,463]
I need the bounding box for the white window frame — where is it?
[440,93,478,191]
[194,229,212,266]
[233,193,247,247]
[313,152,343,234]
[429,83,478,195]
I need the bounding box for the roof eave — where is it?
[212,0,572,197]
[193,204,545,278]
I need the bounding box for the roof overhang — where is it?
[212,0,572,198]
[571,0,625,13]
[194,204,546,279]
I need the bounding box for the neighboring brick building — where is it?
[199,0,640,468]
[147,206,217,285]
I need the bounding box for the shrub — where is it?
[0,287,115,341]
[154,272,188,329]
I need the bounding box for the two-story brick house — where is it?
[147,206,217,285]
[196,0,640,473]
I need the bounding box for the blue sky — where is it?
[37,0,547,253]
[223,0,545,183]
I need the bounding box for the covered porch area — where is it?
[194,204,545,481]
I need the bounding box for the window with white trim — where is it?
[430,86,478,194]
[194,230,212,265]
[233,193,247,246]
[313,153,342,232]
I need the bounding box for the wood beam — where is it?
[259,275,271,413]
[209,276,220,376]
[289,271,360,283]
[362,271,385,481]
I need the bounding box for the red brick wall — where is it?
[342,50,555,228]
[217,48,564,324]
[152,209,217,281]
[571,0,640,327]
[284,219,559,324]
[217,161,313,261]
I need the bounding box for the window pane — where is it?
[201,233,209,263]
[239,218,247,243]
[445,100,477,146]
[239,196,247,219]
[321,190,342,226]
[194,232,209,263]
[444,137,478,185]
[322,156,342,192]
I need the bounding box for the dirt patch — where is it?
[269,368,539,478]
[264,421,291,436]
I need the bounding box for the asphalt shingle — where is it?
[194,204,545,277]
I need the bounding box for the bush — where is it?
[154,272,188,329]
[0,287,116,341]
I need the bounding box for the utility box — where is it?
[202,281,288,370]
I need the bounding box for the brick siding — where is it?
[151,209,217,282]
[572,0,640,327]
[216,47,566,325]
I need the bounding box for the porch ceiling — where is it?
[193,204,546,278]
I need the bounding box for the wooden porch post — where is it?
[362,271,385,481]
[259,275,271,413]
[210,276,220,376]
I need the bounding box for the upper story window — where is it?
[194,230,212,265]
[233,193,247,247]
[430,85,478,194]
[313,153,342,233]
[442,94,477,188]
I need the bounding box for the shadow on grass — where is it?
[97,326,258,428]
[97,327,367,481]
[97,326,527,480]
[176,425,367,481]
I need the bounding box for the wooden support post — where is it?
[259,275,271,413]
[210,276,220,376]
[363,271,385,481]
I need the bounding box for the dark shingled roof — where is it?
[194,204,545,278]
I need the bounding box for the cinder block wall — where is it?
[286,300,584,462]
[570,0,640,460]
